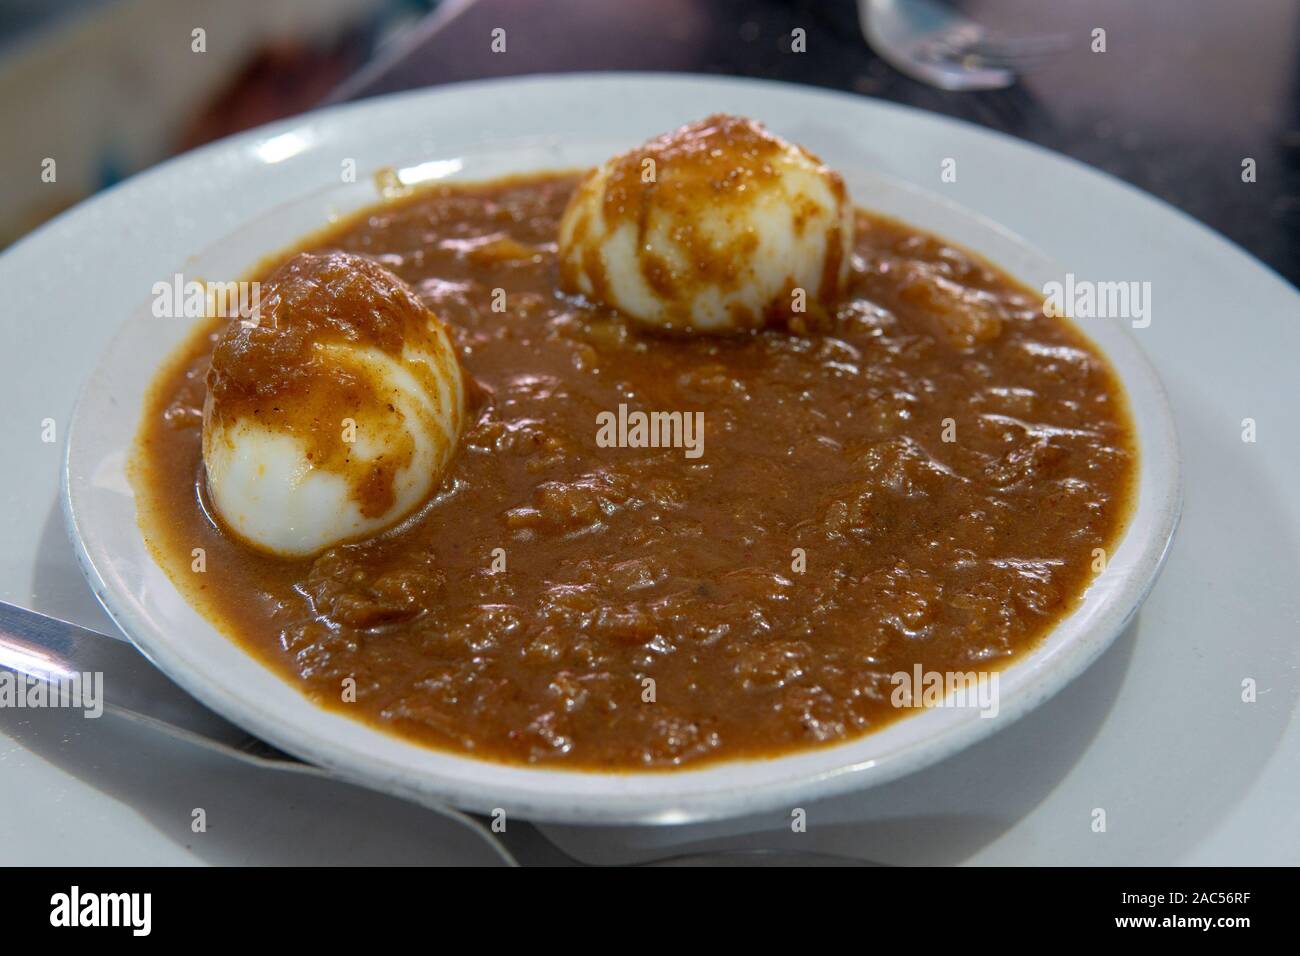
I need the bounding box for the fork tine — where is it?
[957,47,1059,73]
[969,31,1072,58]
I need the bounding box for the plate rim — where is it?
[10,71,1298,297]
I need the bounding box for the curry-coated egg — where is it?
[201,251,466,557]
[557,114,853,333]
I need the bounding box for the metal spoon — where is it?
[0,601,873,866]
[860,0,1069,92]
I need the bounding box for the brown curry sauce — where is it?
[134,172,1135,769]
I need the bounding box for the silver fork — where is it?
[859,0,1070,91]
[0,601,873,867]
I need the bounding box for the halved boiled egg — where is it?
[202,251,466,557]
[557,114,854,333]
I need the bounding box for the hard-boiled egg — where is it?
[202,251,466,557]
[558,114,854,333]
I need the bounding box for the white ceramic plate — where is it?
[55,74,1180,825]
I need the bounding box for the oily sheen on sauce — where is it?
[134,172,1135,770]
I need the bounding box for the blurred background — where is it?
[3,0,1298,282]
[0,0,433,246]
